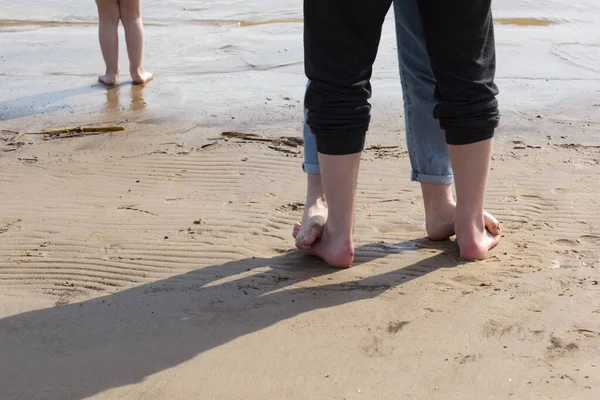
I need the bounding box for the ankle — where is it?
[455,212,485,235]
[306,174,325,200]
[421,183,454,207]
[425,197,455,212]
[130,67,144,77]
[310,196,327,210]
[323,223,352,243]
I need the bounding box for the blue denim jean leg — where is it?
[394,0,453,184]
[302,106,320,174]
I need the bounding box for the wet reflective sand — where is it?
[1,0,599,142]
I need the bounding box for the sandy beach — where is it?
[1,1,600,399]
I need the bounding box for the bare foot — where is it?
[293,191,352,268]
[131,71,153,85]
[307,225,354,268]
[425,199,456,241]
[98,73,119,85]
[455,217,500,261]
[293,197,327,251]
[483,211,501,236]
[426,200,501,241]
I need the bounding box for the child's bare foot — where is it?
[307,225,354,268]
[98,73,119,85]
[293,197,328,251]
[455,216,500,260]
[131,71,153,85]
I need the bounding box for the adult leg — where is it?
[95,0,120,85]
[449,139,498,259]
[304,0,392,267]
[309,153,361,267]
[393,0,500,241]
[293,106,329,251]
[417,0,501,259]
[119,0,153,84]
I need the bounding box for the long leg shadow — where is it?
[0,239,461,399]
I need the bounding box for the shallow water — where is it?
[1,0,599,133]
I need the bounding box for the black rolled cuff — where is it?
[315,130,366,155]
[445,127,495,145]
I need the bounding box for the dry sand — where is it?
[1,1,600,399]
[1,108,599,399]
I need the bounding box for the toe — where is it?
[484,212,501,236]
[295,235,311,251]
[292,221,302,238]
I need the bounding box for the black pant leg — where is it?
[416,0,500,145]
[304,0,393,155]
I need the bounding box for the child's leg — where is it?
[119,0,153,84]
[95,0,120,85]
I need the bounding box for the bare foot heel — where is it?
[456,220,500,261]
[421,184,456,241]
[98,73,119,85]
[426,207,501,242]
[425,201,456,241]
[131,71,153,85]
[309,226,354,268]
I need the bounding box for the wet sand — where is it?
[1,1,600,399]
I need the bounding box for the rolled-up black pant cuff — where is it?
[315,131,366,155]
[445,127,495,145]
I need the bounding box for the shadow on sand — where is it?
[0,239,464,399]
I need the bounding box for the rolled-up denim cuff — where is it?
[411,170,454,185]
[302,162,321,174]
